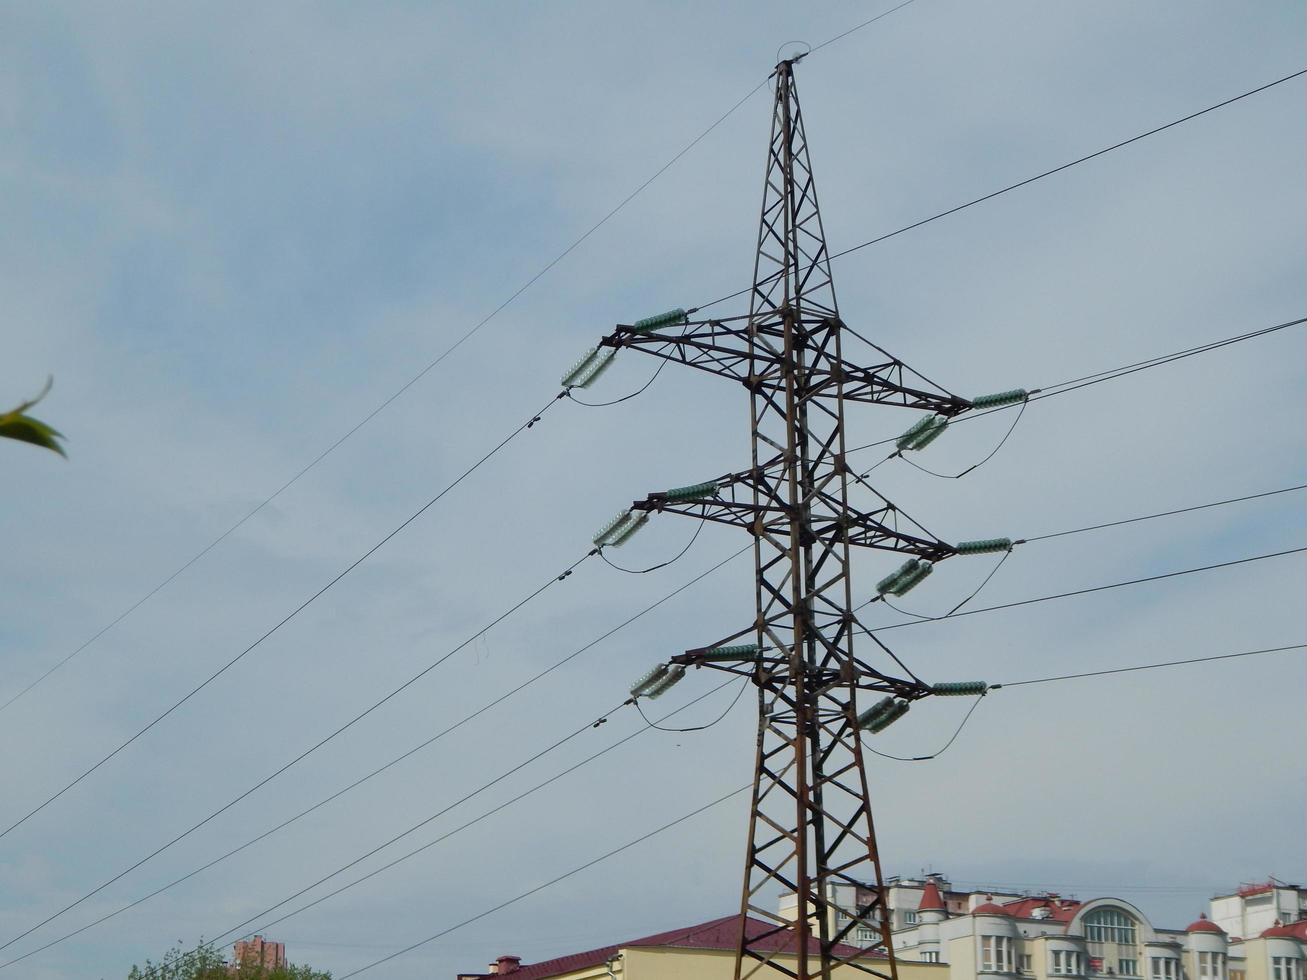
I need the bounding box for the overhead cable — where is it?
[847,313,1307,456]
[0,393,576,846]
[335,786,750,979]
[993,641,1307,689]
[697,66,1307,312]
[0,66,777,718]
[0,549,598,952]
[115,682,739,980]
[865,543,1307,634]
[1019,481,1307,544]
[0,544,748,968]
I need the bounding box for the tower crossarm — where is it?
[605,314,971,417]
[605,314,758,386]
[627,459,957,560]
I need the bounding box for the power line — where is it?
[0,545,597,952]
[863,695,986,763]
[697,65,1307,312]
[336,785,750,980]
[992,641,1307,689]
[870,478,1307,620]
[0,546,749,968]
[808,0,917,54]
[865,544,1307,633]
[1018,482,1307,544]
[0,73,776,720]
[117,682,740,980]
[847,312,1307,456]
[0,395,568,842]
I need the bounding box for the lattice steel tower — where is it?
[576,55,1007,980]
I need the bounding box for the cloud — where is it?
[1,2,1305,979]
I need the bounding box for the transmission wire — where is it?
[0,68,776,719]
[599,516,709,574]
[335,786,750,979]
[118,682,739,980]
[863,695,985,762]
[846,313,1307,456]
[993,642,1307,690]
[0,394,573,847]
[696,66,1307,312]
[863,544,1307,635]
[0,550,597,952]
[0,549,750,970]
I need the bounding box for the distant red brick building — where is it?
[233,935,286,971]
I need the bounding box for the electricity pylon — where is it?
[579,55,1004,980]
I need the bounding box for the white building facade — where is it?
[779,875,1307,980]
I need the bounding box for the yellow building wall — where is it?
[526,945,951,980]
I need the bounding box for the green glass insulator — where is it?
[932,681,988,696]
[561,348,599,387]
[970,389,1028,409]
[631,308,688,333]
[608,513,649,547]
[700,644,761,662]
[954,538,1012,555]
[630,664,669,697]
[890,561,933,596]
[895,416,935,451]
[593,510,631,546]
[876,559,920,595]
[665,481,718,501]
[908,417,948,450]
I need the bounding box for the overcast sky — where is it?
[3,2,1306,978]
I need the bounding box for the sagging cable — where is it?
[592,511,649,549]
[899,396,1029,480]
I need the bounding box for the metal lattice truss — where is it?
[608,59,972,980]
[629,458,956,562]
[603,313,971,416]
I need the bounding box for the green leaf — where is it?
[0,413,66,457]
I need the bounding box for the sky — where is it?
[2,2,1306,978]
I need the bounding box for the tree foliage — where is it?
[125,941,331,980]
[0,377,65,457]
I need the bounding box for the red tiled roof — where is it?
[974,902,1013,917]
[1261,923,1297,939]
[1187,915,1226,935]
[918,881,946,912]
[1000,898,1080,923]
[471,914,885,980]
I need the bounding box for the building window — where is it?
[906,911,919,924]
[1151,957,1179,980]
[1052,950,1085,975]
[1273,958,1303,980]
[1119,959,1139,976]
[856,928,876,943]
[1020,955,1033,973]
[1085,909,1138,945]
[923,952,941,963]
[1230,969,1245,980]
[982,936,1015,973]
[1198,952,1227,980]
